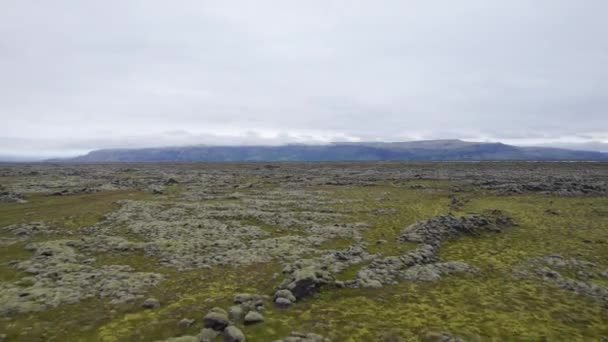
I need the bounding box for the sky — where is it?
[1,0,607,159]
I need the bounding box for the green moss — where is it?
[0,191,153,229]
[242,217,298,238]
[2,180,608,341]
[318,237,354,250]
[335,261,372,281]
[329,184,450,255]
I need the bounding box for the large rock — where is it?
[244,311,264,325]
[283,267,333,300]
[203,308,230,331]
[274,289,296,303]
[224,325,246,342]
[274,297,293,308]
[228,305,245,321]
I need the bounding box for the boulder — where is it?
[234,293,253,304]
[228,305,245,321]
[224,325,246,342]
[203,309,230,331]
[285,267,332,300]
[244,311,264,325]
[274,289,296,303]
[274,297,293,308]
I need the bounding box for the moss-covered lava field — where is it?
[0,162,607,341]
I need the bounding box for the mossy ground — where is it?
[1,179,607,341]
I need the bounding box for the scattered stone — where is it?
[142,298,160,309]
[243,311,264,325]
[178,318,195,327]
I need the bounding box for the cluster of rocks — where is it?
[229,293,267,325]
[71,187,368,271]
[199,307,246,342]
[2,162,606,198]
[2,222,61,240]
[348,213,513,287]
[0,190,26,203]
[273,245,375,303]
[449,195,468,210]
[170,293,270,342]
[480,178,608,196]
[515,254,608,307]
[397,213,512,246]
[0,239,163,315]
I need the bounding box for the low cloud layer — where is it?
[1,1,607,159]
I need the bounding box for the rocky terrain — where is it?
[0,162,607,341]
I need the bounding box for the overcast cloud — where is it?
[1,0,607,158]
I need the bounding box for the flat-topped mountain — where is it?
[55,140,608,162]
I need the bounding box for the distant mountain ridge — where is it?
[54,140,608,162]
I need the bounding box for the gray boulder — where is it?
[228,305,245,321]
[224,325,246,342]
[203,308,230,331]
[274,289,296,302]
[274,297,293,308]
[244,311,264,325]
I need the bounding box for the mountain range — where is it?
[54,140,608,162]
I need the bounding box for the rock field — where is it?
[0,162,607,341]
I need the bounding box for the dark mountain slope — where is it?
[56,140,608,162]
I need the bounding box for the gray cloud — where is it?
[1,0,607,158]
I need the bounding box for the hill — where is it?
[55,140,608,162]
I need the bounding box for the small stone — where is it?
[223,325,246,342]
[141,298,160,309]
[244,311,264,325]
[178,318,195,327]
